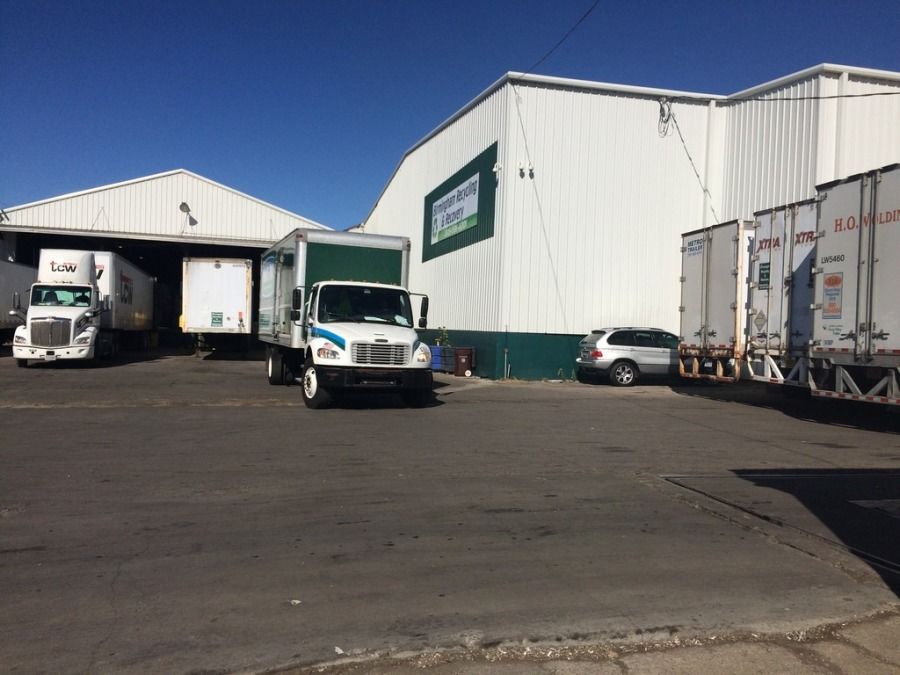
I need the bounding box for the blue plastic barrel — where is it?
[430,345,442,371]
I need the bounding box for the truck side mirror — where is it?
[290,287,304,322]
[12,291,21,310]
[292,287,304,310]
[418,296,429,329]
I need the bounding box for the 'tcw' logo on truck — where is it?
[50,261,77,273]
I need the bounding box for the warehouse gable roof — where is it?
[2,169,329,247]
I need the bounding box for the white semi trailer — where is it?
[11,249,154,366]
[677,219,754,381]
[679,163,900,406]
[181,257,253,345]
[807,164,900,404]
[1,259,37,342]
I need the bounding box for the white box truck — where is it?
[181,257,252,335]
[2,259,37,342]
[12,249,154,366]
[678,220,754,381]
[808,164,900,404]
[258,229,432,408]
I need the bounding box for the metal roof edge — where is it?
[0,223,277,248]
[175,169,332,230]
[3,169,332,231]
[3,169,185,211]
[506,71,722,101]
[727,63,900,99]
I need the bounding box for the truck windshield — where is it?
[317,285,414,327]
[31,285,92,307]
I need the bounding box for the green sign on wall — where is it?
[422,143,497,262]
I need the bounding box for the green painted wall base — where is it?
[418,328,584,380]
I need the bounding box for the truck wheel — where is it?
[267,347,285,385]
[301,356,332,409]
[402,388,433,408]
[16,358,28,369]
[609,360,638,386]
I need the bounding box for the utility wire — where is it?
[519,0,601,78]
[506,1,602,334]
[660,101,721,225]
[673,91,900,105]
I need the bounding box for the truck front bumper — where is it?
[315,365,433,391]
[13,344,96,362]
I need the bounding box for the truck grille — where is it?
[31,318,72,347]
[352,343,409,366]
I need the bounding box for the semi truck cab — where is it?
[12,252,107,365]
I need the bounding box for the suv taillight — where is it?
[591,349,603,358]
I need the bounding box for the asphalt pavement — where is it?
[0,350,898,673]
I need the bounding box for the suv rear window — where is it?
[606,331,635,346]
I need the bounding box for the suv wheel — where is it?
[610,361,638,387]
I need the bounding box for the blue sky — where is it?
[2,0,898,230]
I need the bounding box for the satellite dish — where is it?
[179,202,191,214]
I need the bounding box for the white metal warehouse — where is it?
[362,63,900,379]
[0,169,327,250]
[0,169,328,340]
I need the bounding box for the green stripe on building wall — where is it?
[419,329,584,380]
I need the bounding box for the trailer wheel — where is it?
[609,360,638,387]
[301,356,332,409]
[266,347,285,385]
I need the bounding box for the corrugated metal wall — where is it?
[499,82,710,335]
[719,76,821,221]
[365,87,507,332]
[719,71,900,221]
[5,170,325,246]
[831,73,900,179]
[366,81,713,336]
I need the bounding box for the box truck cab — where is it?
[12,249,154,366]
[258,229,433,408]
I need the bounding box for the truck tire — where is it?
[16,358,28,368]
[301,356,332,409]
[267,347,285,385]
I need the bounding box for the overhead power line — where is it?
[520,0,601,78]
[672,91,900,105]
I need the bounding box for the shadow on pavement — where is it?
[670,381,900,433]
[734,468,900,598]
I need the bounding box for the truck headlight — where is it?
[74,332,93,345]
[316,342,340,359]
[414,342,431,363]
[14,335,26,344]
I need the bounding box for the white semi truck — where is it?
[679,163,900,406]
[11,249,154,366]
[258,229,432,408]
[1,259,38,343]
